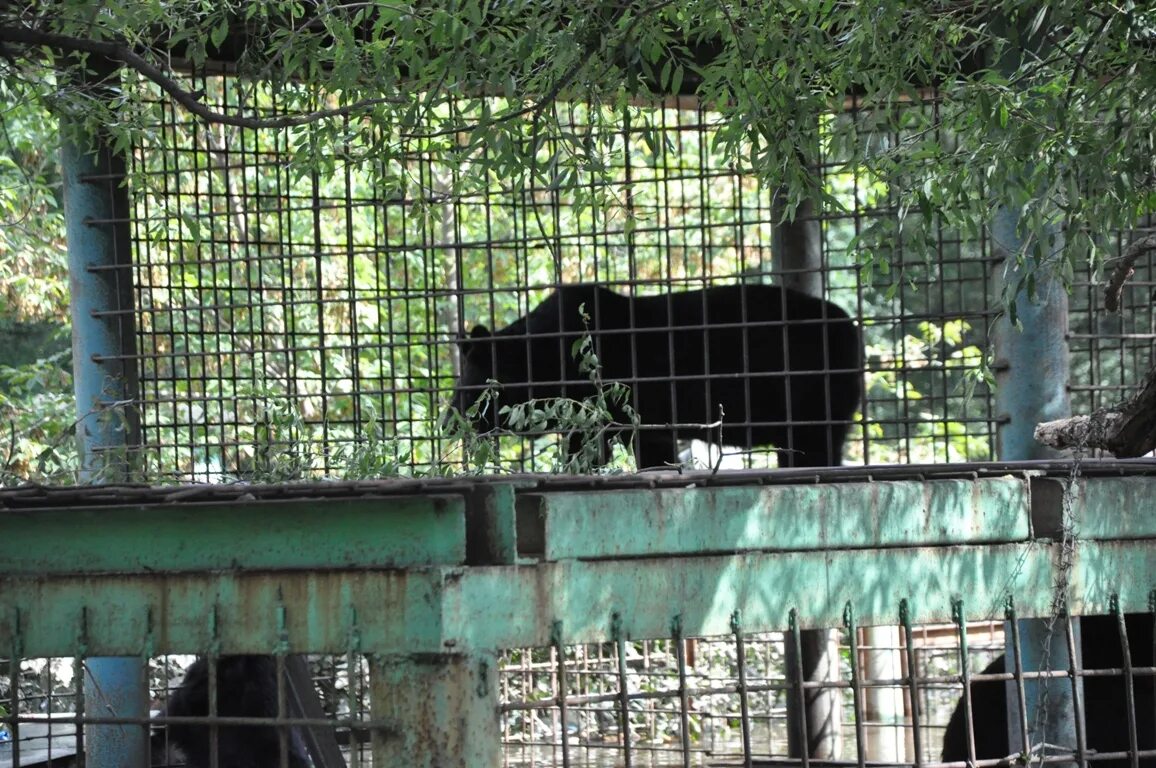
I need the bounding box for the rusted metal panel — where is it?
[460,544,1062,645]
[1,474,1153,662]
[9,538,1153,657]
[370,652,500,768]
[0,569,447,657]
[1069,539,1156,613]
[528,477,1031,560]
[0,495,467,575]
[1073,476,1156,540]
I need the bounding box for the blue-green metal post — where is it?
[992,191,1077,758]
[61,60,146,768]
[992,211,1070,463]
[991,11,1079,758]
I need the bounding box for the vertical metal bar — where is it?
[84,657,147,768]
[862,624,905,763]
[951,600,977,766]
[990,13,1076,754]
[731,611,753,768]
[209,606,219,768]
[62,83,142,478]
[990,18,1076,746]
[61,57,146,768]
[775,156,839,756]
[73,651,86,768]
[788,610,811,768]
[551,621,571,768]
[991,218,1071,459]
[1013,579,1079,753]
[612,612,633,768]
[671,616,692,768]
[277,604,290,768]
[1063,614,1087,768]
[277,653,290,768]
[207,654,220,768]
[787,618,838,760]
[772,192,823,298]
[899,600,923,768]
[348,607,362,768]
[1111,597,1139,768]
[1150,589,1156,743]
[8,610,22,768]
[843,604,866,768]
[1006,599,1032,760]
[139,611,155,768]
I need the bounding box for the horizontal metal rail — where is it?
[2,464,1154,657]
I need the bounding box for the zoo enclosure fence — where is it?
[2,460,1154,767]
[115,73,1156,481]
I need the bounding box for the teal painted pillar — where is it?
[992,209,1070,463]
[989,12,1079,762]
[60,60,147,768]
[62,111,141,476]
[371,652,501,768]
[992,189,1078,758]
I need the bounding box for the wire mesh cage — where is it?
[8,17,1156,768]
[3,610,1153,768]
[118,74,1031,482]
[497,610,1156,768]
[1069,224,1156,421]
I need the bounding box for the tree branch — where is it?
[0,24,404,129]
[1104,231,1156,312]
[1035,361,1156,457]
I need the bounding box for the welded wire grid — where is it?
[819,97,999,467]
[0,653,376,768]
[498,609,1155,768]
[1069,226,1156,433]
[122,73,1018,480]
[498,626,955,767]
[2,609,1152,767]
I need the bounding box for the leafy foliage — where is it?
[7,1,1156,481]
[2,2,1155,289]
[0,81,74,482]
[494,304,641,473]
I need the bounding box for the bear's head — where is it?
[446,324,531,434]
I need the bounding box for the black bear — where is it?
[162,655,310,768]
[447,282,862,468]
[941,614,1155,766]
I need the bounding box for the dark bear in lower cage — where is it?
[941,614,1155,766]
[161,655,310,768]
[447,282,863,468]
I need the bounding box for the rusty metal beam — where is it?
[3,539,1153,658]
[0,495,467,576]
[1,473,1153,660]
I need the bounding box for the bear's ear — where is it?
[458,325,491,359]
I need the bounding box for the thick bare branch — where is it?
[1104,231,1156,312]
[1035,361,1156,457]
[0,24,404,129]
